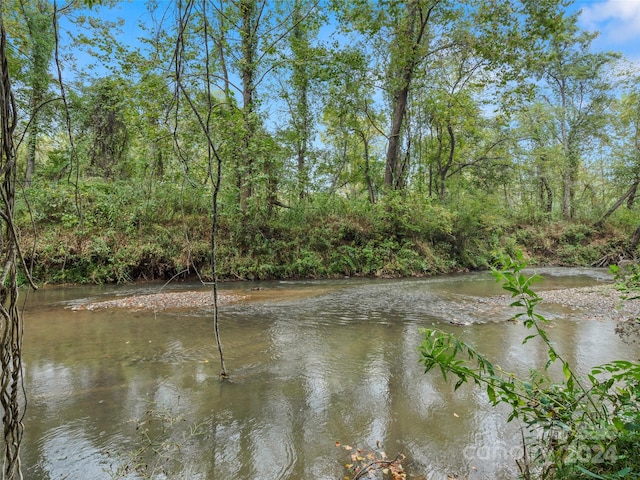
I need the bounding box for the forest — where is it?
[1,2,640,479]
[3,0,640,285]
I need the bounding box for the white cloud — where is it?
[579,0,640,44]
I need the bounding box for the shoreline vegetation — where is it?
[16,181,635,287]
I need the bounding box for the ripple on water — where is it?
[248,421,297,480]
[32,421,111,479]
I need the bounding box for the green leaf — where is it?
[574,465,608,479]
[487,385,496,404]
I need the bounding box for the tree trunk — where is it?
[25,117,37,186]
[631,224,640,249]
[385,80,410,189]
[539,175,552,214]
[23,1,54,186]
[1,9,38,477]
[359,130,375,204]
[594,179,640,228]
[627,181,637,209]
[239,0,257,212]
[292,0,310,200]
[383,0,432,190]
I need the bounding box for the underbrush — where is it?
[14,180,635,284]
[512,222,630,266]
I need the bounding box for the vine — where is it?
[0,5,37,478]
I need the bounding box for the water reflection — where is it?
[13,269,638,479]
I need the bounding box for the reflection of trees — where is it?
[21,281,639,478]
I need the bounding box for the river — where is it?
[15,267,638,479]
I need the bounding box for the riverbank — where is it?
[486,283,640,322]
[71,281,640,331]
[17,180,634,285]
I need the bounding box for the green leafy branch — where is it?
[418,255,640,479]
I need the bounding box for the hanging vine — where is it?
[0,3,37,478]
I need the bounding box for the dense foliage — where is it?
[3,0,640,284]
[3,2,639,479]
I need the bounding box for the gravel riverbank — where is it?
[73,283,640,326]
[74,291,247,311]
[485,283,640,322]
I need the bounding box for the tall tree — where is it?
[332,0,578,193]
[597,89,640,237]
[532,17,616,219]
[20,0,55,186]
[238,0,258,210]
[515,103,563,218]
[319,46,383,202]
[284,0,323,200]
[413,43,506,201]
[82,76,130,179]
[383,0,436,190]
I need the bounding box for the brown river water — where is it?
[13,268,639,479]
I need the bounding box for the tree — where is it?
[20,0,55,186]
[532,18,616,219]
[237,0,258,210]
[600,89,640,244]
[281,0,324,201]
[383,0,436,190]
[82,76,130,179]
[414,45,501,201]
[318,46,384,202]
[513,102,565,219]
[172,0,229,377]
[330,0,448,191]
[332,0,580,194]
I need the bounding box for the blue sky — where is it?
[575,0,640,62]
[77,0,640,70]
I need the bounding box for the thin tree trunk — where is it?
[25,119,37,186]
[359,130,375,204]
[292,0,310,200]
[239,0,257,212]
[627,181,637,209]
[201,2,228,378]
[539,176,552,214]
[594,179,640,228]
[631,224,640,249]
